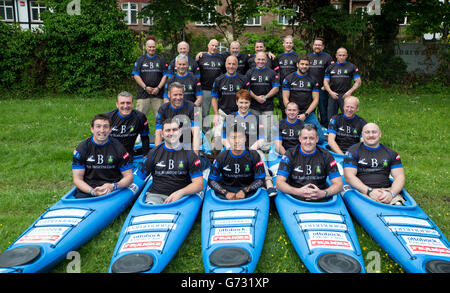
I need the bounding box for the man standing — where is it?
[155,82,200,155]
[135,119,204,204]
[276,124,343,201]
[197,39,225,120]
[323,47,361,121]
[328,96,366,155]
[167,41,200,78]
[164,54,203,107]
[132,39,168,120]
[72,114,133,198]
[247,40,275,70]
[308,38,334,127]
[282,55,324,143]
[211,55,248,149]
[343,123,405,205]
[275,35,299,118]
[105,91,150,157]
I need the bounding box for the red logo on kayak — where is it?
[123,152,130,159]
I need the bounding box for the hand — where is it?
[213,114,221,127]
[329,91,339,100]
[369,189,392,204]
[303,184,324,201]
[225,192,236,200]
[145,87,153,94]
[151,87,160,95]
[165,190,184,203]
[297,114,306,121]
[343,91,351,99]
[93,183,113,196]
[255,95,266,104]
[235,190,246,200]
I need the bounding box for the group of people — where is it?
[71,35,405,207]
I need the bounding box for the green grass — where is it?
[0,88,449,273]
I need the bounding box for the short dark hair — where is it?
[91,113,111,127]
[313,37,325,45]
[162,118,182,130]
[301,123,318,135]
[297,54,309,63]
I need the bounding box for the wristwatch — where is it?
[367,187,373,195]
[304,112,309,117]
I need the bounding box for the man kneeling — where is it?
[135,119,204,204]
[276,124,343,201]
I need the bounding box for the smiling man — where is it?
[343,123,405,204]
[155,82,200,154]
[105,91,150,157]
[72,114,133,198]
[276,124,343,201]
[327,96,366,154]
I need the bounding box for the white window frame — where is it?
[195,7,215,26]
[278,5,299,26]
[245,15,261,26]
[31,1,47,22]
[0,0,14,21]
[141,3,153,26]
[122,2,138,25]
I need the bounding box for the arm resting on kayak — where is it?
[327,132,344,155]
[344,167,392,204]
[276,175,342,200]
[94,169,134,196]
[73,168,93,195]
[390,167,405,196]
[165,176,204,203]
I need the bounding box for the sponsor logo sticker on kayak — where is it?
[307,231,353,251]
[44,208,89,218]
[402,235,450,257]
[212,210,256,219]
[210,227,252,245]
[17,227,69,245]
[120,232,167,252]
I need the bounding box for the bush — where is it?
[41,0,137,93]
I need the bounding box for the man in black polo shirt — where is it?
[275,35,299,118]
[282,54,324,144]
[132,39,168,120]
[343,123,405,205]
[105,91,150,157]
[308,37,334,127]
[72,114,133,198]
[247,40,275,70]
[155,82,200,155]
[276,124,343,201]
[167,41,200,78]
[323,47,361,121]
[273,101,305,156]
[164,54,203,107]
[328,96,366,154]
[135,119,204,204]
[211,55,248,150]
[197,39,225,120]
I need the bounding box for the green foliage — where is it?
[41,0,137,93]
[242,22,306,56]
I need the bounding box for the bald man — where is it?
[327,96,367,154]
[132,39,168,120]
[323,47,361,121]
[343,123,405,205]
[197,39,226,129]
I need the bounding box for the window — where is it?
[31,1,47,22]
[278,5,298,26]
[245,15,261,26]
[141,3,153,25]
[195,7,215,26]
[122,2,138,25]
[0,0,13,21]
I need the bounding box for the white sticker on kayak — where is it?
[132,214,176,224]
[300,222,347,231]
[307,231,353,250]
[402,235,450,256]
[298,213,343,223]
[120,232,167,252]
[213,219,253,226]
[383,216,431,227]
[35,217,82,227]
[128,183,139,195]
[212,210,255,219]
[17,227,69,244]
[126,222,176,233]
[210,227,252,245]
[44,208,88,218]
[388,226,439,236]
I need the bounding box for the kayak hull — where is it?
[108,179,205,273]
[201,188,269,273]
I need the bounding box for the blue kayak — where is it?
[342,185,450,273]
[108,178,205,273]
[0,175,147,273]
[201,188,269,273]
[275,190,365,273]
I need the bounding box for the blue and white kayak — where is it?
[342,185,450,273]
[0,176,146,273]
[201,188,269,273]
[108,179,205,273]
[275,190,365,273]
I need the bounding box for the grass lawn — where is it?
[0,87,449,273]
